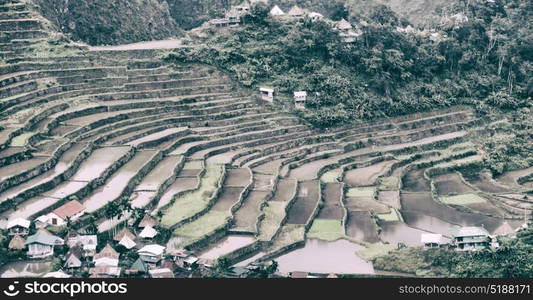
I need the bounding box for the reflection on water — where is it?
[401,211,460,237]
[275,239,374,275]
[379,221,431,246]
[198,236,256,260]
[0,261,52,278]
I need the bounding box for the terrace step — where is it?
[0,18,42,31]
[0,10,30,20]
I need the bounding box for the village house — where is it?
[43,270,71,278]
[149,268,174,278]
[169,249,198,269]
[269,5,285,17]
[64,245,83,269]
[94,244,120,267]
[288,5,305,18]
[336,18,352,31]
[6,218,30,235]
[125,258,149,276]
[259,87,274,102]
[138,244,166,264]
[161,258,178,273]
[34,215,49,229]
[113,227,137,249]
[114,227,136,241]
[8,235,26,250]
[209,2,252,29]
[65,230,97,257]
[24,232,64,258]
[308,12,324,22]
[294,91,307,110]
[42,200,85,226]
[335,19,362,43]
[420,233,448,248]
[138,215,158,229]
[90,266,121,278]
[139,225,158,240]
[118,235,137,249]
[452,226,491,251]
[182,255,199,269]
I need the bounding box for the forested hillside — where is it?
[168,0,531,173]
[32,0,182,45]
[171,0,531,123]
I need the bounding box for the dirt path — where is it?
[88,39,183,51]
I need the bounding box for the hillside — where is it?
[346,0,450,26]
[31,0,182,45]
[0,0,531,279]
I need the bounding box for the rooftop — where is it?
[7,218,30,229]
[51,200,85,220]
[25,232,63,246]
[452,226,490,238]
[138,244,166,256]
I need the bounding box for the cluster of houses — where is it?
[6,200,87,255]
[4,209,208,278]
[207,0,363,44]
[4,195,526,278]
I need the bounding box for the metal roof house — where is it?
[45,200,85,226]
[139,225,158,239]
[452,226,491,251]
[24,232,64,258]
[294,91,307,110]
[149,268,174,278]
[138,244,166,264]
[6,218,30,236]
[259,87,274,102]
[270,5,285,16]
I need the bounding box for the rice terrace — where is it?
[0,0,531,279]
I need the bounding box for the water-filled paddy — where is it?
[275,239,375,275]
[197,235,256,261]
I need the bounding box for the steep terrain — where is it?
[1,0,531,275]
[31,0,182,45]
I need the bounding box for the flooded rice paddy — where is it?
[275,239,374,275]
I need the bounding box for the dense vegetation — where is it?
[345,0,449,26]
[166,0,531,173]
[372,228,533,277]
[32,0,182,45]
[169,0,531,127]
[476,108,532,175]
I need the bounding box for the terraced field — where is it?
[1,0,531,275]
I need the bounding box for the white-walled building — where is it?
[259,87,274,102]
[44,200,85,226]
[294,91,307,109]
[138,244,166,264]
